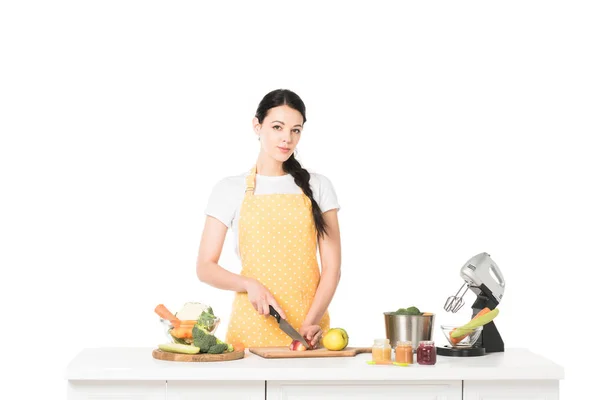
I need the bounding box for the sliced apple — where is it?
[289,339,314,351]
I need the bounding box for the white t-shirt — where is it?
[204,171,340,258]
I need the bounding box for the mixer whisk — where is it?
[444,282,469,313]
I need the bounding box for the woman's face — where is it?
[254,105,304,163]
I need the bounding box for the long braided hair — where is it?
[254,89,328,240]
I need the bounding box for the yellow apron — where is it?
[225,166,330,347]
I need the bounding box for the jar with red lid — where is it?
[417,340,437,365]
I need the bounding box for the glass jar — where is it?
[395,341,413,364]
[371,338,392,362]
[160,316,221,342]
[417,340,437,365]
[166,320,196,343]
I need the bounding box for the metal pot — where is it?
[383,312,435,351]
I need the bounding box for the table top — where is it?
[65,347,565,381]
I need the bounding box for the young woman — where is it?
[196,89,341,348]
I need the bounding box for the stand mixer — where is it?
[438,252,506,357]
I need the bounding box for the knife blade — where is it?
[269,305,310,348]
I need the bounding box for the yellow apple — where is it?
[322,328,349,351]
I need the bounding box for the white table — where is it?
[66,347,564,399]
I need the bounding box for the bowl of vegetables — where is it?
[384,306,435,350]
[441,325,483,347]
[156,302,220,345]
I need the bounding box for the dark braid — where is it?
[283,154,328,240]
[255,89,328,240]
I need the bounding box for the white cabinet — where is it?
[266,380,462,400]
[67,380,165,400]
[166,381,265,400]
[67,380,561,400]
[67,381,266,400]
[65,349,564,400]
[464,380,559,400]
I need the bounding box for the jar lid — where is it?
[419,340,434,346]
[396,341,412,347]
[374,338,390,345]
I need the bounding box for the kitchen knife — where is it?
[269,305,310,348]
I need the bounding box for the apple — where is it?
[289,340,307,351]
[289,338,314,351]
[322,328,349,351]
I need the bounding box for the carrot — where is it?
[233,342,245,352]
[170,326,194,339]
[473,307,491,320]
[154,304,180,328]
[449,328,469,345]
[450,308,491,345]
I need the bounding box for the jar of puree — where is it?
[371,339,392,362]
[417,340,436,365]
[395,341,413,364]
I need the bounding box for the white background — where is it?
[1,1,598,398]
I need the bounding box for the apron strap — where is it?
[244,165,257,196]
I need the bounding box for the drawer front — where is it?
[167,381,265,400]
[464,380,559,400]
[68,380,165,400]
[267,380,462,400]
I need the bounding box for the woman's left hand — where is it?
[300,324,323,348]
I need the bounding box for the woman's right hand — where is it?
[245,278,287,320]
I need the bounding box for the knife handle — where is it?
[268,305,281,322]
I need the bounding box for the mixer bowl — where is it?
[441,325,483,347]
[384,312,435,351]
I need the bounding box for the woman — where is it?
[196,89,342,348]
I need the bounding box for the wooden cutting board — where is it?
[152,349,245,362]
[249,346,372,359]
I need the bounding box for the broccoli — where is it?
[192,324,209,339]
[192,326,206,340]
[197,333,217,353]
[214,336,233,352]
[406,306,422,315]
[208,343,229,354]
[192,324,217,352]
[197,307,217,331]
[395,306,423,315]
[191,323,234,353]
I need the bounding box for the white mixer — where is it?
[439,252,506,357]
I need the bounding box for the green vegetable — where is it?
[213,336,234,352]
[208,343,229,354]
[171,336,189,345]
[197,334,217,353]
[192,324,217,353]
[406,306,422,315]
[395,306,423,315]
[451,308,500,338]
[193,325,210,337]
[191,323,234,354]
[158,343,200,354]
[197,306,217,331]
